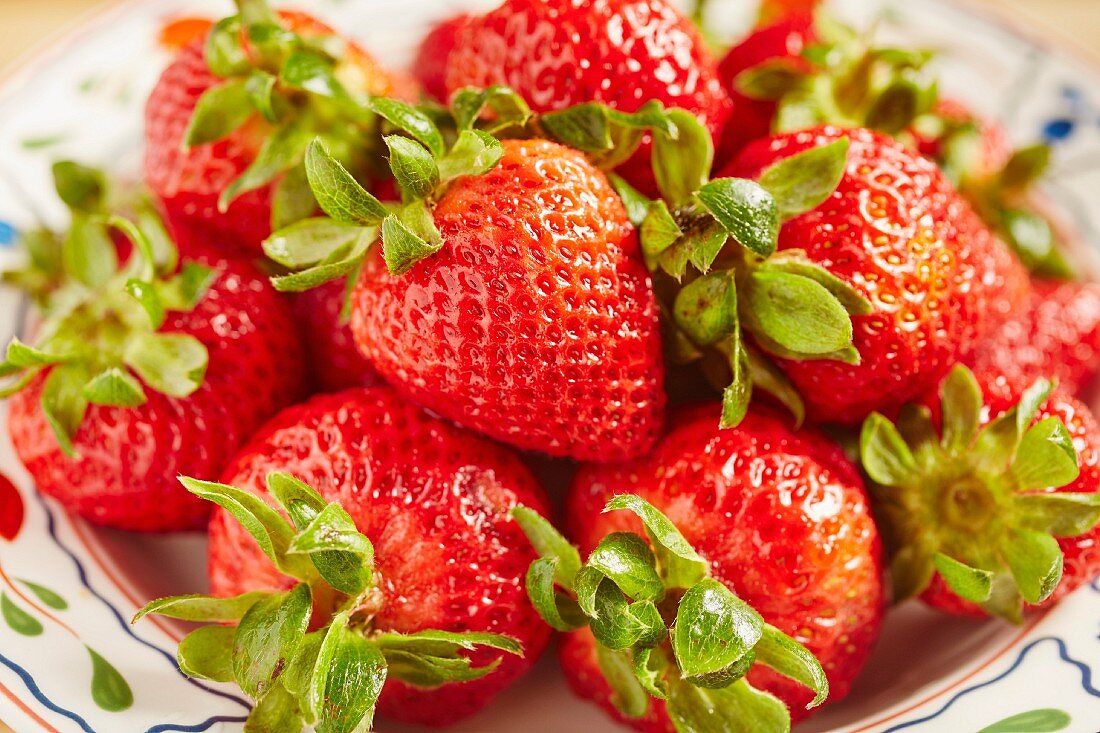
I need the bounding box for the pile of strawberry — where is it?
[3,0,1100,730]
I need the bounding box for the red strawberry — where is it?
[517,404,883,730]
[3,202,304,532]
[412,14,470,102]
[722,125,1028,424]
[964,279,1100,405]
[862,364,1100,621]
[280,132,666,462]
[444,0,732,193]
[715,13,817,164]
[292,280,380,393]
[184,386,553,727]
[144,3,410,257]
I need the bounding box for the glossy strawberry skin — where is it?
[920,384,1100,617]
[350,139,665,462]
[965,279,1100,404]
[293,280,380,393]
[726,126,1028,425]
[208,387,553,726]
[8,254,305,532]
[413,14,470,102]
[715,14,817,165]
[445,0,732,193]
[144,11,406,256]
[564,405,886,729]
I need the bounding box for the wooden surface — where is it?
[0,1,1095,732]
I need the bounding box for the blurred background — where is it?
[0,0,1097,74]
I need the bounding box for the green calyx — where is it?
[186,0,389,229]
[263,85,699,293]
[738,12,938,139]
[925,128,1071,277]
[860,365,1099,621]
[512,496,828,733]
[0,162,213,456]
[628,128,869,429]
[134,472,522,733]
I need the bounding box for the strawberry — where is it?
[861,365,1100,621]
[144,0,410,257]
[715,13,817,164]
[704,125,1028,425]
[965,279,1100,404]
[137,386,551,729]
[443,0,732,193]
[511,403,883,731]
[264,93,679,461]
[412,14,470,102]
[292,280,379,393]
[759,0,822,24]
[1,165,304,531]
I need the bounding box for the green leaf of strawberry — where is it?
[135,471,524,731]
[514,496,829,732]
[860,365,1100,618]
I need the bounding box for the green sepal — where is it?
[314,628,386,733]
[384,135,440,200]
[305,139,388,226]
[1011,417,1080,491]
[63,215,117,289]
[672,579,763,688]
[41,363,91,457]
[280,49,347,101]
[221,119,311,211]
[632,647,669,701]
[610,174,650,228]
[288,502,375,596]
[743,269,854,357]
[757,138,848,222]
[134,591,273,623]
[860,412,919,487]
[653,109,713,208]
[932,553,993,603]
[511,505,582,586]
[754,624,828,708]
[744,345,805,428]
[122,332,208,398]
[673,271,738,348]
[596,646,650,719]
[232,583,313,700]
[178,477,299,574]
[5,337,75,368]
[184,79,256,148]
[245,684,302,733]
[695,178,778,258]
[735,59,809,101]
[380,204,444,275]
[272,162,317,229]
[1000,144,1051,191]
[1000,529,1063,605]
[939,364,983,453]
[760,252,871,316]
[206,16,250,77]
[588,579,666,651]
[178,626,236,683]
[719,334,752,430]
[602,495,708,589]
[450,85,533,133]
[1015,492,1100,537]
[666,677,791,733]
[82,368,147,408]
[52,161,106,213]
[266,472,327,530]
[586,533,665,603]
[524,557,586,631]
[367,97,445,158]
[437,130,504,182]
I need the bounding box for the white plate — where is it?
[0,1,1099,731]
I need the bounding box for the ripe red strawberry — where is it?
[412,14,470,102]
[444,0,732,193]
[144,2,410,256]
[3,190,305,532]
[964,279,1100,405]
[722,125,1028,424]
[862,364,1100,621]
[274,127,666,461]
[530,404,884,730]
[165,386,553,727]
[292,280,380,393]
[715,13,817,163]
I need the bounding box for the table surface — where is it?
[0,0,1096,732]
